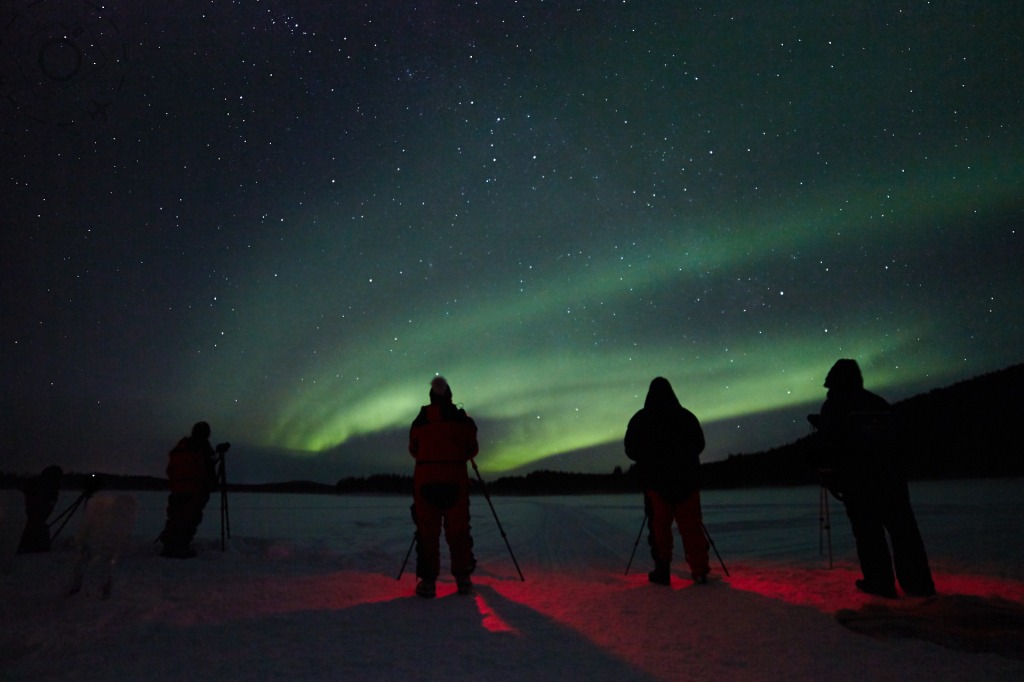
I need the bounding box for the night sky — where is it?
[2,2,1022,483]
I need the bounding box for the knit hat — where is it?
[824,359,863,390]
[430,376,453,402]
[191,421,212,439]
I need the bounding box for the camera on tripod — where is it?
[82,472,102,498]
[215,442,231,456]
[48,473,103,544]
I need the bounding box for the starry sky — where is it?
[2,1,1022,484]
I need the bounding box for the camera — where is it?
[83,472,103,497]
[215,442,231,455]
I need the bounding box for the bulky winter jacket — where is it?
[409,402,478,486]
[167,437,217,495]
[625,403,705,502]
[815,387,902,495]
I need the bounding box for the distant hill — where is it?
[701,363,1023,489]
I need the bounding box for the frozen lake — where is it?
[122,478,1024,581]
[5,478,1023,682]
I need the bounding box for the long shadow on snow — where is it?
[5,583,657,682]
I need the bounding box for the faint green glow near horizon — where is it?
[186,150,1020,473]
[259,326,949,473]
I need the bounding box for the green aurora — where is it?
[2,2,1021,481]
[183,148,1021,473]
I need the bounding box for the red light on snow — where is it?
[724,564,1024,613]
[725,565,865,612]
[474,592,519,634]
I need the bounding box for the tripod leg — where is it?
[49,493,87,544]
[702,523,730,577]
[220,489,226,551]
[219,457,230,551]
[397,533,417,580]
[819,486,825,555]
[223,487,231,538]
[823,488,833,569]
[470,459,525,581]
[624,513,647,576]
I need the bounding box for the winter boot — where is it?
[415,578,436,598]
[648,562,670,586]
[855,579,897,599]
[160,544,197,559]
[456,576,474,595]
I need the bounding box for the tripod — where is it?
[624,512,647,576]
[808,420,835,569]
[48,476,100,543]
[397,502,417,580]
[217,450,231,551]
[471,458,524,581]
[819,483,833,569]
[397,531,417,580]
[625,512,730,577]
[398,460,525,581]
[49,490,91,543]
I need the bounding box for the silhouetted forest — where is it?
[2,363,1020,495]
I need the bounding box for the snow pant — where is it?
[18,518,52,553]
[645,489,710,578]
[842,479,935,596]
[17,488,59,554]
[414,481,475,580]
[160,491,209,552]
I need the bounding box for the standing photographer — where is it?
[625,377,709,586]
[809,359,935,598]
[158,421,229,559]
[409,377,478,598]
[17,465,63,553]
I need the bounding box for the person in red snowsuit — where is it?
[409,377,478,598]
[625,377,710,585]
[158,421,220,558]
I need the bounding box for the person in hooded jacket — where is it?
[809,359,935,598]
[409,377,478,598]
[158,421,221,559]
[625,377,709,585]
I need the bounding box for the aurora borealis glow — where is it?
[2,2,1022,482]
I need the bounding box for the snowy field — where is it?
[2,479,1023,681]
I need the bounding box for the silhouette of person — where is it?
[409,377,478,598]
[625,377,710,585]
[158,422,220,558]
[808,359,936,598]
[17,465,63,553]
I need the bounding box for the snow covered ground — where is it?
[2,479,1023,681]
